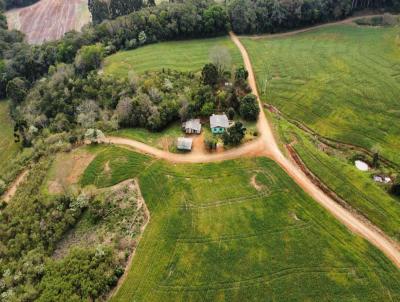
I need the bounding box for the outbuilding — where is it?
[182,119,202,134]
[177,137,193,151]
[210,114,229,134]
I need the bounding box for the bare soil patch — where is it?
[47,149,95,194]
[2,169,29,202]
[5,0,90,44]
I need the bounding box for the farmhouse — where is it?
[177,137,193,151]
[210,114,229,134]
[182,119,202,134]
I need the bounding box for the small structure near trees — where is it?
[210,114,229,134]
[177,137,193,151]
[182,119,202,134]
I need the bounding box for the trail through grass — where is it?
[241,25,400,165]
[103,36,243,76]
[81,146,400,301]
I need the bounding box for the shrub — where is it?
[0,178,6,195]
[390,182,400,197]
[239,94,259,121]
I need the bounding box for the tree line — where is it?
[227,0,400,34]
[0,0,229,100]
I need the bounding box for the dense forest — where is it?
[227,0,400,33]
[1,0,38,9]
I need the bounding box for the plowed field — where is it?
[5,0,90,44]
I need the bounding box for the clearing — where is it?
[241,25,400,165]
[5,0,90,44]
[81,147,400,301]
[102,36,243,77]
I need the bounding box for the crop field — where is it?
[5,0,90,44]
[0,100,20,176]
[81,147,400,301]
[241,25,400,165]
[276,117,400,241]
[103,37,243,77]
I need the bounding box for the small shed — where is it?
[210,114,229,134]
[182,119,202,134]
[177,137,193,151]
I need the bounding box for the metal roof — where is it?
[210,114,229,129]
[177,137,193,150]
[183,119,202,132]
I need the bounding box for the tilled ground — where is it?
[5,0,90,44]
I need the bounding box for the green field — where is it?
[275,116,400,241]
[111,123,183,151]
[241,25,400,165]
[0,100,20,176]
[103,36,243,77]
[81,147,400,301]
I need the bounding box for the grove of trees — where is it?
[227,0,400,34]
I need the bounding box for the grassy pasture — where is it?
[111,123,183,151]
[276,117,400,241]
[81,147,400,301]
[102,36,243,77]
[241,25,400,165]
[0,100,20,176]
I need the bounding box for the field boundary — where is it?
[286,143,400,250]
[107,178,151,299]
[266,103,400,169]
[242,14,385,40]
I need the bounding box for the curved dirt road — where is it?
[229,32,400,269]
[105,136,267,163]
[105,31,400,269]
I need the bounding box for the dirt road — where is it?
[1,169,28,202]
[105,136,267,164]
[105,30,400,269]
[229,32,400,269]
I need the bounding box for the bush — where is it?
[0,178,6,195]
[222,122,246,146]
[204,135,218,150]
[239,94,260,121]
[390,182,400,196]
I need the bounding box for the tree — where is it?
[222,122,246,146]
[204,135,218,150]
[6,77,27,104]
[209,46,231,77]
[227,107,235,119]
[201,63,218,86]
[74,44,104,75]
[203,4,229,35]
[0,178,5,195]
[85,128,105,144]
[77,100,99,128]
[88,0,145,23]
[239,94,259,121]
[115,97,133,126]
[390,182,400,196]
[235,66,248,83]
